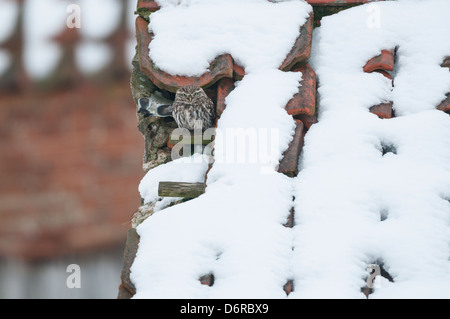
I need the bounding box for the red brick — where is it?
[363,49,395,73]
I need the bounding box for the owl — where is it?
[172,85,216,130]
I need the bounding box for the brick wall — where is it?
[0,80,144,260]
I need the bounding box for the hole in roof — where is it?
[379,141,397,156]
[380,208,389,221]
[361,259,394,298]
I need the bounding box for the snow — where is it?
[139,153,210,212]
[132,0,450,299]
[292,0,450,298]
[149,0,311,76]
[132,0,310,299]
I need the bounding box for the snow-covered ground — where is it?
[132,0,450,298]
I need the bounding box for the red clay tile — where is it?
[278,120,305,177]
[370,102,393,119]
[280,12,314,71]
[283,280,294,295]
[373,69,393,81]
[363,49,395,73]
[441,56,450,68]
[233,63,245,81]
[137,0,160,12]
[285,63,317,117]
[437,94,450,114]
[199,274,214,286]
[296,112,318,130]
[136,17,234,93]
[216,77,235,117]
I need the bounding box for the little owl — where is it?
[172,85,216,130]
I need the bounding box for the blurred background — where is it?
[0,0,144,298]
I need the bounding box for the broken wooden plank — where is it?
[441,56,450,68]
[158,182,205,198]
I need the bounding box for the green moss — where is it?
[136,8,151,22]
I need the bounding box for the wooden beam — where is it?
[158,182,205,198]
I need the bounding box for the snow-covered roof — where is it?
[130,0,450,298]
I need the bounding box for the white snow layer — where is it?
[149,0,312,76]
[132,0,450,299]
[292,0,450,298]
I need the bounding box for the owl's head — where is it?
[175,85,206,102]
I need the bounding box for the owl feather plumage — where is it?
[172,85,216,130]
